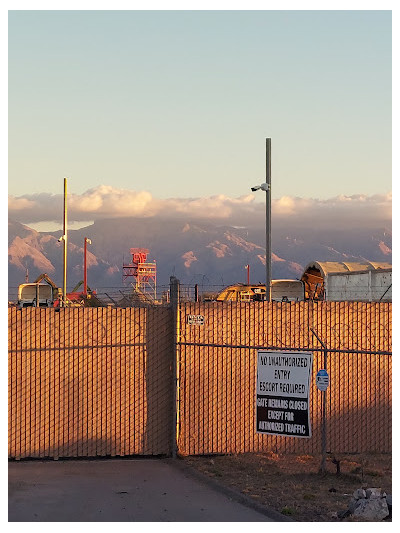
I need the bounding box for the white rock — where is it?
[352,498,389,521]
[353,488,367,500]
[366,488,383,499]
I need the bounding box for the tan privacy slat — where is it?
[177,301,391,456]
[9,307,173,459]
[8,301,391,459]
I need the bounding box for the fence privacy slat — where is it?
[8,307,173,459]
[177,301,391,456]
[9,301,391,459]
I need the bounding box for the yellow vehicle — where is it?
[216,280,305,302]
[216,284,266,302]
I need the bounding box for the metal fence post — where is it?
[170,276,180,458]
[311,328,329,474]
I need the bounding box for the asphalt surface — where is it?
[8,457,277,522]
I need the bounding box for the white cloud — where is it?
[8,186,392,230]
[69,186,155,217]
[8,196,36,211]
[274,196,298,214]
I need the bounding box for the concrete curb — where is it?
[166,457,294,522]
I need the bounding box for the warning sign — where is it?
[186,314,205,326]
[256,351,313,438]
[316,369,329,391]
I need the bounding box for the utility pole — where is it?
[265,138,272,302]
[84,237,92,295]
[250,138,272,300]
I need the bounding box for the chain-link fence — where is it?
[9,290,391,459]
[8,306,173,459]
[176,300,392,456]
[8,283,237,308]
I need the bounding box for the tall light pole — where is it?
[251,138,272,302]
[62,177,68,307]
[84,237,92,296]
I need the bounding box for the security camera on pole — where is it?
[251,138,272,302]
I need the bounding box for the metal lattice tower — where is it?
[122,248,157,301]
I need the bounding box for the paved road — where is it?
[9,458,276,522]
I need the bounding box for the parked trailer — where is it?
[270,279,305,302]
[17,283,54,308]
[325,269,392,302]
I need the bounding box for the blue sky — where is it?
[8,8,392,211]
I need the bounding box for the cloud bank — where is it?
[8,186,392,230]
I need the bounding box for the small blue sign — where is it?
[316,369,329,391]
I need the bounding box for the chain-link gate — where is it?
[175,301,392,456]
[9,296,391,459]
[8,306,173,459]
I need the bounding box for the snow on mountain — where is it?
[182,251,198,268]
[206,241,232,258]
[378,241,391,255]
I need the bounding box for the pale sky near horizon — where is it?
[8,8,392,207]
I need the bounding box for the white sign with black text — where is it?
[256,351,313,438]
[186,315,205,326]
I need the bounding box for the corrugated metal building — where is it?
[301,261,392,300]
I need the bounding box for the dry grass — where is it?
[183,452,392,521]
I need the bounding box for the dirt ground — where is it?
[183,452,392,522]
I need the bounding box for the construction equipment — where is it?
[54,280,103,307]
[215,280,305,302]
[216,284,266,302]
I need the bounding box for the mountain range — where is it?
[8,216,392,300]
